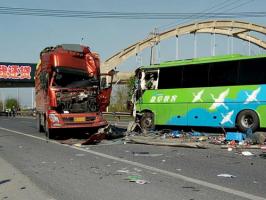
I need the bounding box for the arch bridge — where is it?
[102,20,266,82]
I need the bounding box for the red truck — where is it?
[35,44,113,138]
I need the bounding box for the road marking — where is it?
[0,126,265,200]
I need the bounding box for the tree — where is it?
[0,100,3,111]
[5,98,19,109]
[127,75,135,101]
[109,85,129,112]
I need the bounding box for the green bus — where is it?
[133,54,266,132]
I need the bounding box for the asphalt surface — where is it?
[0,117,266,200]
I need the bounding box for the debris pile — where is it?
[125,122,209,149]
[59,120,266,155]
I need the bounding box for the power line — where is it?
[157,0,256,31]
[0,6,264,19]
[157,0,240,30]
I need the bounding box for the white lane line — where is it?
[0,126,265,200]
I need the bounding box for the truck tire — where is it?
[37,114,44,132]
[237,110,259,132]
[44,118,56,139]
[140,112,155,131]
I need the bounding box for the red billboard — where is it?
[0,62,36,87]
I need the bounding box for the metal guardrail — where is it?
[102,112,131,116]
[0,111,132,119]
[103,112,133,122]
[0,111,36,117]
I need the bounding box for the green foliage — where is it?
[0,100,3,111]
[109,85,129,112]
[5,98,19,109]
[127,76,135,100]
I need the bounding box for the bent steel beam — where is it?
[102,20,266,72]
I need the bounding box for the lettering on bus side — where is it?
[150,95,178,103]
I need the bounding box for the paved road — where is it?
[0,117,265,200]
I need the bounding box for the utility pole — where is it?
[32,88,35,109]
[175,35,179,60]
[150,28,159,65]
[193,32,197,58]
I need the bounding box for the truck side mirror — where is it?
[101,77,107,89]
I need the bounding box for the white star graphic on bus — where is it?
[192,90,204,102]
[220,110,234,125]
[244,87,261,104]
[209,88,230,110]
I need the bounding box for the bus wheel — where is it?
[140,112,154,131]
[37,114,44,132]
[237,110,259,132]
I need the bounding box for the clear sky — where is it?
[0,0,265,108]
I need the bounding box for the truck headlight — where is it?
[49,114,59,123]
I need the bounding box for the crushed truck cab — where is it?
[35,44,112,137]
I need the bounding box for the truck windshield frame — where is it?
[51,66,99,88]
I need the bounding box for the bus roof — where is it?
[141,54,266,69]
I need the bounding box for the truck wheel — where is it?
[140,112,155,131]
[44,118,55,139]
[237,110,259,132]
[37,114,44,132]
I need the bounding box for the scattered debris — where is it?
[217,174,236,178]
[116,169,130,174]
[81,124,125,145]
[127,175,142,182]
[171,130,182,138]
[251,132,266,145]
[126,175,150,184]
[126,135,207,149]
[132,152,163,157]
[82,132,106,145]
[0,179,11,185]
[135,179,150,184]
[241,151,254,156]
[261,145,266,152]
[225,132,246,142]
[56,116,266,154]
[73,143,82,147]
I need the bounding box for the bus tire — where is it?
[37,114,44,132]
[237,110,259,132]
[140,112,155,131]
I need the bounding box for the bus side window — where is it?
[182,64,209,88]
[158,67,182,89]
[209,61,238,86]
[239,58,266,85]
